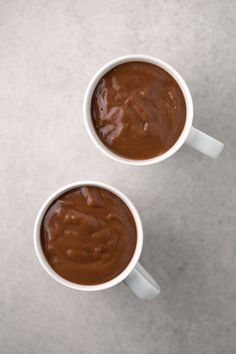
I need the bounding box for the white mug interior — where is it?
[83,54,194,166]
[34,181,143,291]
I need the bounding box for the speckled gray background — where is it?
[0,1,235,353]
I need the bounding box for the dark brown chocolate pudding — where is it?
[41,186,137,285]
[91,61,186,159]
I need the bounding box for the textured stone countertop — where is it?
[1,1,235,353]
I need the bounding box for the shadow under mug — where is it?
[34,181,160,300]
[83,55,224,166]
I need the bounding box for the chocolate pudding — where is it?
[91,61,186,159]
[41,186,137,285]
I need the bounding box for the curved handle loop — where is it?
[186,127,224,158]
[124,263,160,300]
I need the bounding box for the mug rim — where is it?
[83,54,194,166]
[33,181,143,291]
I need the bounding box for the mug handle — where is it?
[186,127,224,158]
[124,263,160,300]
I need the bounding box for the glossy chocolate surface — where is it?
[91,61,186,159]
[41,186,137,285]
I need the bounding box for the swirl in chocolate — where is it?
[41,186,137,285]
[91,61,186,159]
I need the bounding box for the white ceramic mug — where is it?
[34,181,160,300]
[83,55,224,166]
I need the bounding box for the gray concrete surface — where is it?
[1,1,236,353]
